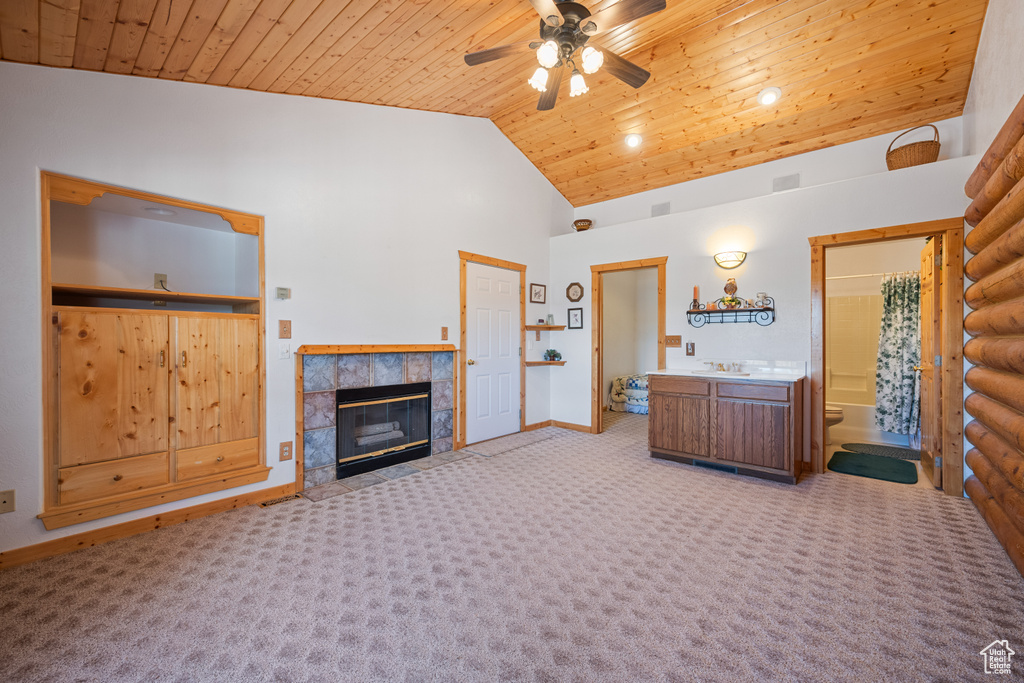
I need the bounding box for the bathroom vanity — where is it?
[648,369,805,484]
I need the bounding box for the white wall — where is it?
[576,119,965,226]
[825,238,926,296]
[0,62,572,553]
[634,268,659,374]
[549,156,975,427]
[962,0,1024,155]
[601,270,638,406]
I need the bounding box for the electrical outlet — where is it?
[278,320,292,339]
[686,341,695,356]
[0,490,14,514]
[279,442,293,461]
[154,273,168,289]
[441,326,448,340]
[665,335,682,348]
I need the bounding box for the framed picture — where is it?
[529,283,546,304]
[568,307,583,329]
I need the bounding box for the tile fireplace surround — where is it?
[296,345,457,490]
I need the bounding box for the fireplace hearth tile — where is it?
[432,380,453,411]
[303,480,352,502]
[406,352,432,382]
[409,455,445,470]
[303,355,337,392]
[304,464,336,489]
[373,353,405,386]
[377,463,420,480]
[432,410,453,440]
[339,472,388,491]
[303,427,337,469]
[432,351,453,380]
[434,449,469,463]
[431,437,453,455]
[303,390,336,430]
[337,354,371,389]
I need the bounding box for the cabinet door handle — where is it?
[112,474,123,482]
[159,350,165,367]
[216,456,224,462]
[181,351,187,368]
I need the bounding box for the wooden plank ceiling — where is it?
[0,0,989,206]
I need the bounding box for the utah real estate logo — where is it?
[980,640,1015,675]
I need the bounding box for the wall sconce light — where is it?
[714,251,747,269]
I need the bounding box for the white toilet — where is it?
[825,404,844,445]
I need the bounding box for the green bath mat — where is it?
[828,450,918,484]
[841,442,921,461]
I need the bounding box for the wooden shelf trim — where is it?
[524,324,566,331]
[297,344,458,355]
[52,283,260,307]
[525,360,566,366]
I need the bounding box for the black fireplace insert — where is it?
[336,382,431,479]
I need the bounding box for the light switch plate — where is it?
[279,442,293,461]
[279,320,292,339]
[665,335,682,348]
[441,326,448,340]
[154,273,167,288]
[686,341,695,356]
[278,342,291,359]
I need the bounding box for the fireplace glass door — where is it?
[337,382,431,478]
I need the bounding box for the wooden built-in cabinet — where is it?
[41,172,267,530]
[648,374,804,483]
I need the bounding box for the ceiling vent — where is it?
[651,202,671,217]
[772,173,800,193]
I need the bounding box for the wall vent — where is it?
[259,494,302,507]
[651,202,671,217]
[773,173,800,193]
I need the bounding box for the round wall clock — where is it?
[566,282,584,302]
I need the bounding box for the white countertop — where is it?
[648,359,806,382]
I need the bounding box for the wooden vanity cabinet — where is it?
[649,374,804,483]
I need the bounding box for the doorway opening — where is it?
[590,257,668,434]
[809,218,964,496]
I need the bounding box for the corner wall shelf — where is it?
[525,323,566,341]
[525,360,566,367]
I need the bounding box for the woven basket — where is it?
[886,124,940,170]
[573,219,593,232]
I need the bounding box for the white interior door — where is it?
[466,261,520,444]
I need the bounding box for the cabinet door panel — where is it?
[716,400,789,469]
[58,311,169,466]
[175,316,259,450]
[650,392,710,456]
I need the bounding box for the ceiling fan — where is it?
[464,0,667,111]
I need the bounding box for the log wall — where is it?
[964,91,1024,578]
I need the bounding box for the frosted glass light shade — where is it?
[581,46,603,74]
[714,251,747,269]
[569,71,588,97]
[528,67,548,92]
[537,41,559,68]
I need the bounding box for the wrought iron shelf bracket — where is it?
[687,297,775,328]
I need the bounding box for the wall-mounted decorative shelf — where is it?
[687,297,775,328]
[525,360,566,367]
[525,324,566,341]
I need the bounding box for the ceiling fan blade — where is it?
[582,0,666,35]
[600,48,651,89]
[537,65,565,111]
[529,0,563,27]
[464,41,534,67]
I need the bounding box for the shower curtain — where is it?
[875,272,921,435]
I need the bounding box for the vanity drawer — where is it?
[175,437,259,481]
[58,452,170,505]
[716,382,790,403]
[650,375,711,396]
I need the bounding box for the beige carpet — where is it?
[2,413,1021,682]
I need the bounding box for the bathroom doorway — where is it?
[822,236,938,489]
[808,217,964,496]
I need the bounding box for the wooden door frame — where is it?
[458,250,527,449]
[808,217,964,496]
[591,257,668,434]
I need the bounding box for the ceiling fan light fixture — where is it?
[528,67,549,92]
[537,41,560,68]
[625,133,642,148]
[757,86,781,106]
[569,70,588,97]
[581,46,603,74]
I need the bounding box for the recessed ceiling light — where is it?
[757,87,782,106]
[145,207,176,216]
[625,134,642,148]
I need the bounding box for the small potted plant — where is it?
[543,349,562,361]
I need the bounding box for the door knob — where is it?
[913,365,922,372]
[467,359,476,365]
